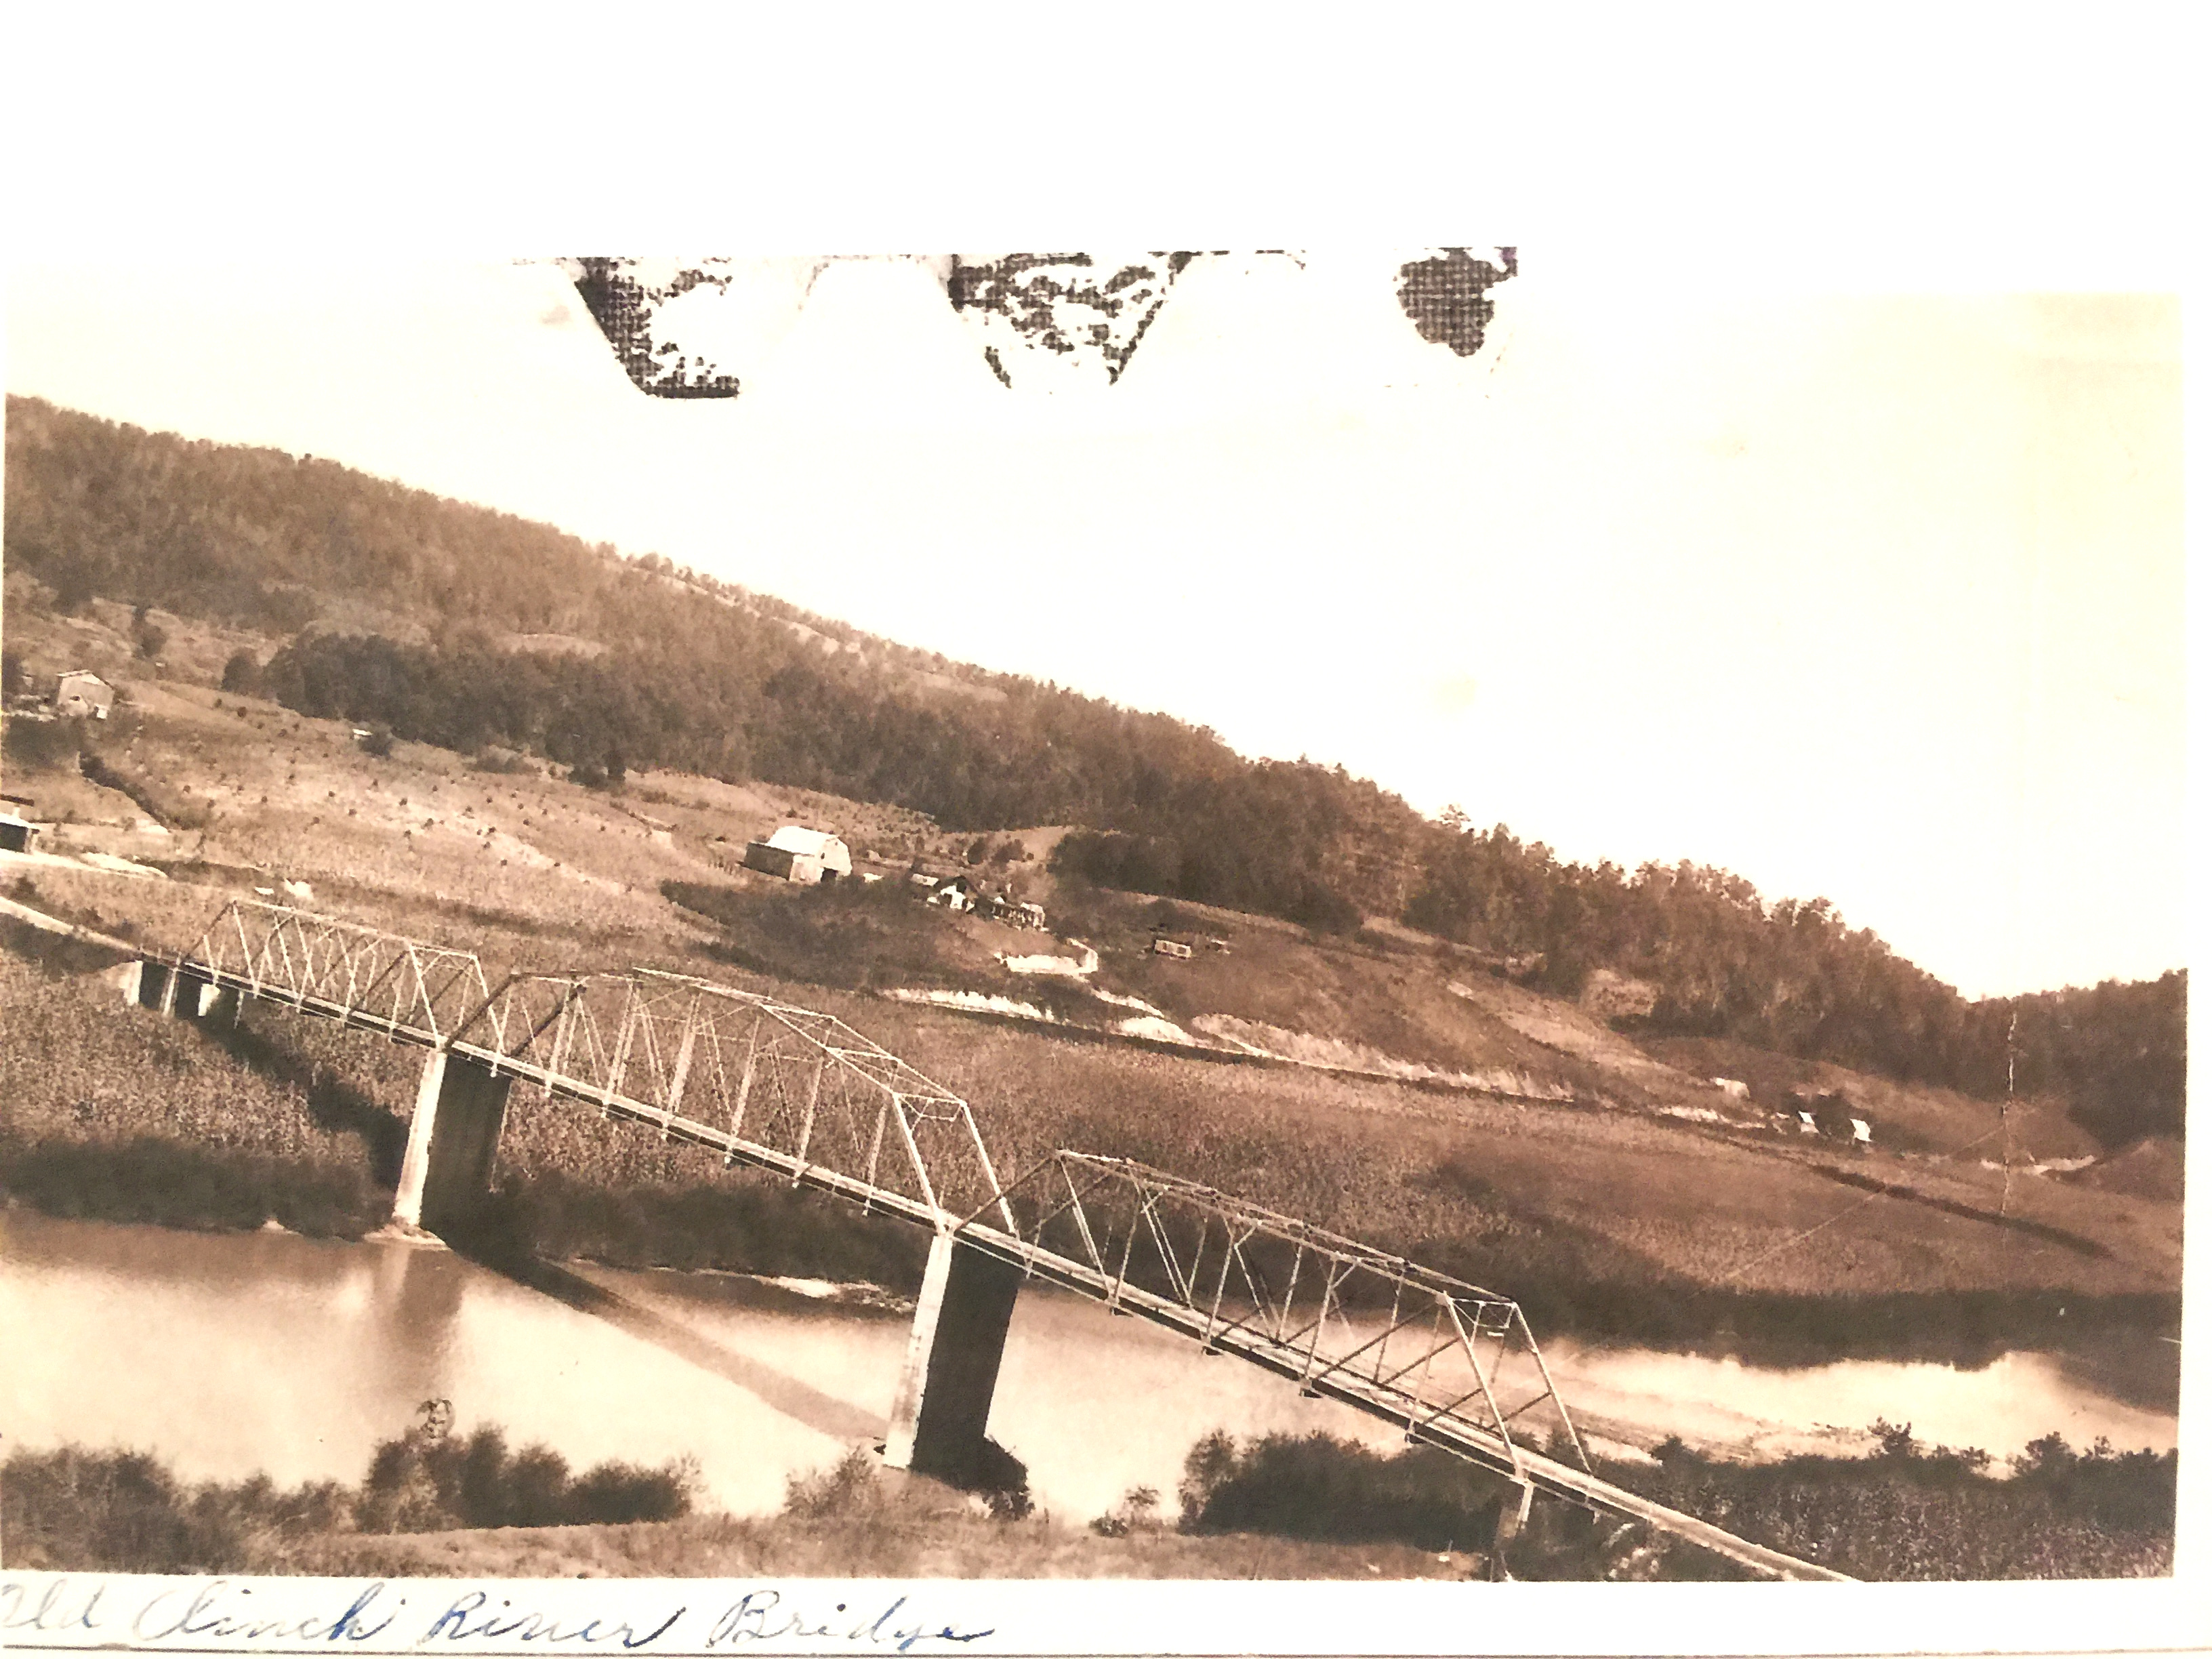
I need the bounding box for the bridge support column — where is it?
[1488,1479,1536,1581]
[392,1050,512,1236]
[124,958,173,1010]
[172,967,240,1025]
[883,1233,1023,1485]
[127,960,238,1023]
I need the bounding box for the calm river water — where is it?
[0,1212,2179,1522]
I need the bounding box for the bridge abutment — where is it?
[392,1050,513,1236]
[883,1233,1023,1485]
[123,958,171,1010]
[125,960,237,1023]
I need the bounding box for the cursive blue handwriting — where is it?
[419,1591,686,1648]
[134,1579,403,1643]
[1,1576,108,1635]
[708,1592,992,1654]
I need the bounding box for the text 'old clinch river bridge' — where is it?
[126,898,1843,1581]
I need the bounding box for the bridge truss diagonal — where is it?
[965,1151,1590,1483]
[165,898,1846,1581]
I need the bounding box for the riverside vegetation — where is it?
[6,1418,2172,1582]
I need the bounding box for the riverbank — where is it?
[6,1423,2173,1582]
[0,1437,1489,1582]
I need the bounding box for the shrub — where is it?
[1177,1429,1510,1554]
[220,650,264,695]
[1089,1484,1164,1538]
[356,1401,696,1532]
[1614,1426,2175,1578]
[3,712,85,772]
[782,1447,888,1521]
[1,1445,347,1573]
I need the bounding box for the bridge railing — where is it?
[967,1150,1590,1479]
[182,899,497,1043]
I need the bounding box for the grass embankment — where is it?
[0,920,397,1237]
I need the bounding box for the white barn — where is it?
[55,670,114,719]
[743,825,853,884]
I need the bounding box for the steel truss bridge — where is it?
[157,898,1844,1581]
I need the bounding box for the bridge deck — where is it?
[160,933,1849,1582]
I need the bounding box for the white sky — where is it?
[0,12,2196,1007]
[5,258,2181,1001]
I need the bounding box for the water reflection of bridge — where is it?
[130,898,1846,1580]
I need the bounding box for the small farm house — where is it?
[55,670,114,720]
[743,825,853,884]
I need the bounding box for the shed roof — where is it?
[764,825,846,857]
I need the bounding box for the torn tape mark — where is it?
[564,251,1517,396]
[1395,247,1517,358]
[943,252,1204,390]
[562,256,830,398]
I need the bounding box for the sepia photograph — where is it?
[0,13,2198,1656]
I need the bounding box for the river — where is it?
[0,1212,2179,1523]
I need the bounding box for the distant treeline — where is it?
[4,395,2184,1145]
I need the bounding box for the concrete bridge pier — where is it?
[121,958,171,1010]
[883,1232,1025,1486]
[392,1050,513,1236]
[1489,1479,1536,1580]
[122,959,237,1023]
[173,966,241,1025]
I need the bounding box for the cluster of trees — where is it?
[5,395,2184,1144]
[0,1409,693,1574]
[1397,818,2186,1139]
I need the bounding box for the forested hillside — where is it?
[4,396,2184,1143]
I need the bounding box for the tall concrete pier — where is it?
[392,1050,514,1236]
[883,1233,1025,1485]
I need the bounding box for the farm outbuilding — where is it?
[926,874,976,912]
[0,813,40,853]
[743,825,852,884]
[55,670,114,720]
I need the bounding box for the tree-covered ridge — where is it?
[3,396,2184,1143]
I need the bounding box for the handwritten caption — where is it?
[1,1577,995,1654]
